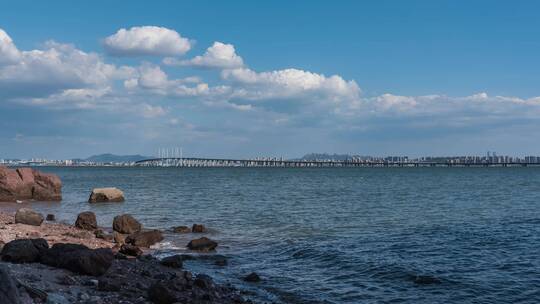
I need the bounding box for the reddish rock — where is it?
[187,237,218,252]
[192,224,206,233]
[0,166,62,202]
[75,211,97,230]
[113,214,142,234]
[125,230,163,248]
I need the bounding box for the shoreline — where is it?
[0,209,254,304]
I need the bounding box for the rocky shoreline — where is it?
[0,210,255,304]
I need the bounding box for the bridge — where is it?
[135,157,540,168]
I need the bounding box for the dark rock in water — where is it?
[243,272,261,282]
[41,243,113,276]
[88,187,125,203]
[172,225,191,233]
[187,237,217,252]
[75,211,97,230]
[0,265,21,304]
[94,229,113,241]
[120,244,143,257]
[194,274,214,289]
[46,214,55,221]
[14,208,44,226]
[126,230,163,248]
[215,259,228,267]
[113,214,142,234]
[1,238,49,263]
[160,255,183,268]
[0,166,62,202]
[192,224,207,233]
[148,281,177,304]
[413,275,442,285]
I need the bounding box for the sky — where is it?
[1,0,540,159]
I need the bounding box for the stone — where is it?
[0,265,21,304]
[126,230,163,248]
[187,237,218,252]
[46,293,70,304]
[97,278,121,292]
[74,211,97,230]
[41,243,114,276]
[1,238,48,263]
[14,208,44,226]
[194,274,214,289]
[46,214,55,221]
[112,214,141,234]
[119,244,142,257]
[192,224,206,233]
[160,255,183,268]
[88,187,124,203]
[0,166,61,202]
[243,272,261,282]
[172,225,191,233]
[147,281,177,304]
[113,231,127,244]
[94,229,113,241]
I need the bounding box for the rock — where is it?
[187,237,218,252]
[172,225,191,233]
[14,208,44,226]
[74,211,97,230]
[215,259,228,267]
[94,229,113,241]
[88,187,124,203]
[148,281,177,304]
[160,255,183,268]
[46,214,55,221]
[194,274,214,289]
[63,230,93,239]
[97,278,121,292]
[113,231,127,244]
[0,166,62,202]
[41,243,114,276]
[0,265,21,304]
[192,224,207,233]
[413,275,442,285]
[243,272,261,282]
[119,244,142,257]
[1,238,48,263]
[126,230,163,248]
[112,214,141,234]
[46,293,70,304]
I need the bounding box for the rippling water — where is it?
[10,167,540,303]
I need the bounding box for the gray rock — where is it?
[125,230,163,248]
[0,265,21,304]
[112,214,141,234]
[88,187,124,203]
[160,255,183,268]
[46,293,70,304]
[187,237,218,252]
[14,208,44,226]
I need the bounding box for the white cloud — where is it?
[0,29,20,65]
[103,26,191,56]
[140,104,167,118]
[164,41,244,69]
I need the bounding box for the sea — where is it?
[7,166,540,303]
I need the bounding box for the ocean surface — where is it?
[8,167,540,303]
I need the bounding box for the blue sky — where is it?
[1,0,540,159]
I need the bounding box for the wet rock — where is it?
[172,225,191,233]
[14,208,44,226]
[0,265,21,304]
[113,231,127,244]
[413,275,442,285]
[88,187,124,203]
[46,214,55,221]
[0,166,62,202]
[113,214,141,234]
[1,238,49,263]
[187,237,218,252]
[243,272,261,282]
[192,224,206,233]
[114,252,128,260]
[119,244,143,257]
[148,281,177,304]
[126,230,163,248]
[41,243,114,276]
[194,274,214,289]
[94,229,113,241]
[160,255,183,268]
[75,211,97,230]
[97,278,121,292]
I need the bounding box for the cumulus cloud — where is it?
[164,41,244,69]
[103,26,191,56]
[0,29,20,65]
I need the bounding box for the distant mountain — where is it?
[299,153,356,161]
[85,154,150,163]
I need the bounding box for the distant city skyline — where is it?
[1,1,540,159]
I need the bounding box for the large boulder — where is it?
[0,166,61,202]
[0,265,21,304]
[187,237,218,252]
[113,214,141,234]
[74,211,97,230]
[1,238,49,263]
[14,208,44,226]
[41,243,113,276]
[88,187,124,203]
[125,230,163,248]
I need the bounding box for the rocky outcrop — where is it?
[1,238,49,263]
[160,255,183,269]
[112,214,141,234]
[243,272,261,282]
[40,243,114,276]
[172,225,191,233]
[14,208,44,226]
[0,166,62,202]
[192,224,207,233]
[119,244,142,257]
[125,230,163,248]
[187,237,218,252]
[74,211,97,230]
[88,187,124,203]
[0,266,21,304]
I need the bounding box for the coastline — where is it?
[0,209,254,304]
